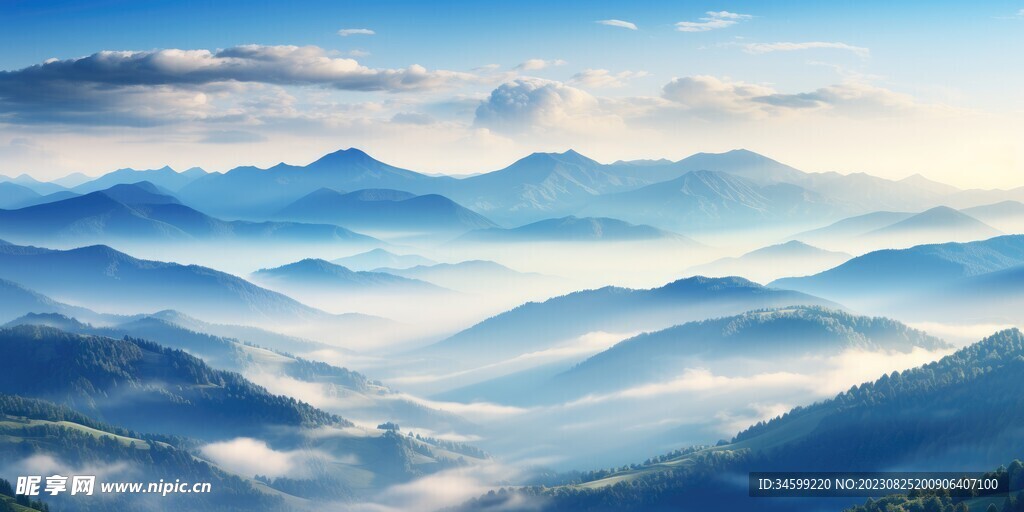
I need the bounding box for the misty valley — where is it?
[0,146,1022,511]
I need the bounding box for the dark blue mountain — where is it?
[771,234,1024,300]
[275,187,497,232]
[456,215,694,243]
[99,180,181,204]
[253,258,445,292]
[447,149,814,224]
[546,307,948,400]
[0,181,41,208]
[449,150,647,222]
[0,324,487,500]
[0,324,347,439]
[6,311,470,434]
[0,182,380,244]
[0,277,104,324]
[0,189,191,240]
[0,393,287,511]
[415,276,838,367]
[581,170,837,232]
[0,240,340,323]
[178,148,457,217]
[8,189,80,208]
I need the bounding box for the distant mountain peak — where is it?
[98,181,181,205]
[266,257,350,273]
[674,149,806,186]
[309,147,377,167]
[513,149,600,168]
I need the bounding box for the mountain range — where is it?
[0,277,105,324]
[457,328,1024,511]
[771,234,1024,302]
[70,165,208,193]
[0,239,377,326]
[858,205,1002,248]
[788,205,1008,252]
[0,324,487,502]
[0,182,381,245]
[440,307,948,406]
[549,307,947,399]
[11,147,1024,239]
[579,169,839,232]
[177,148,456,217]
[252,258,445,293]
[0,393,288,511]
[5,312,467,433]
[413,276,838,372]
[274,187,496,233]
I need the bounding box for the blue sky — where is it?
[1,0,1022,187]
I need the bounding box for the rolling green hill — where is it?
[456,328,1024,511]
[0,394,288,512]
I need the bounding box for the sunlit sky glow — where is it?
[1,0,1022,188]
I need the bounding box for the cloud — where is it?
[474,78,621,134]
[6,454,134,481]
[0,45,475,125]
[657,75,952,121]
[596,19,638,30]
[661,75,777,118]
[390,393,528,421]
[201,437,326,478]
[199,130,267,144]
[566,369,812,407]
[344,463,537,512]
[472,74,945,137]
[715,402,796,435]
[753,81,951,117]
[742,41,870,57]
[514,58,567,71]
[338,28,375,36]
[570,69,649,89]
[676,11,752,32]
[391,112,436,125]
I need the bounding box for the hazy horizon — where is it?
[2,1,1023,188]
[2,3,1023,512]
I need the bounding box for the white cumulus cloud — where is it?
[570,69,649,89]
[676,11,752,32]
[514,58,568,71]
[596,19,638,30]
[742,41,870,57]
[201,437,326,479]
[474,78,621,134]
[338,28,375,36]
